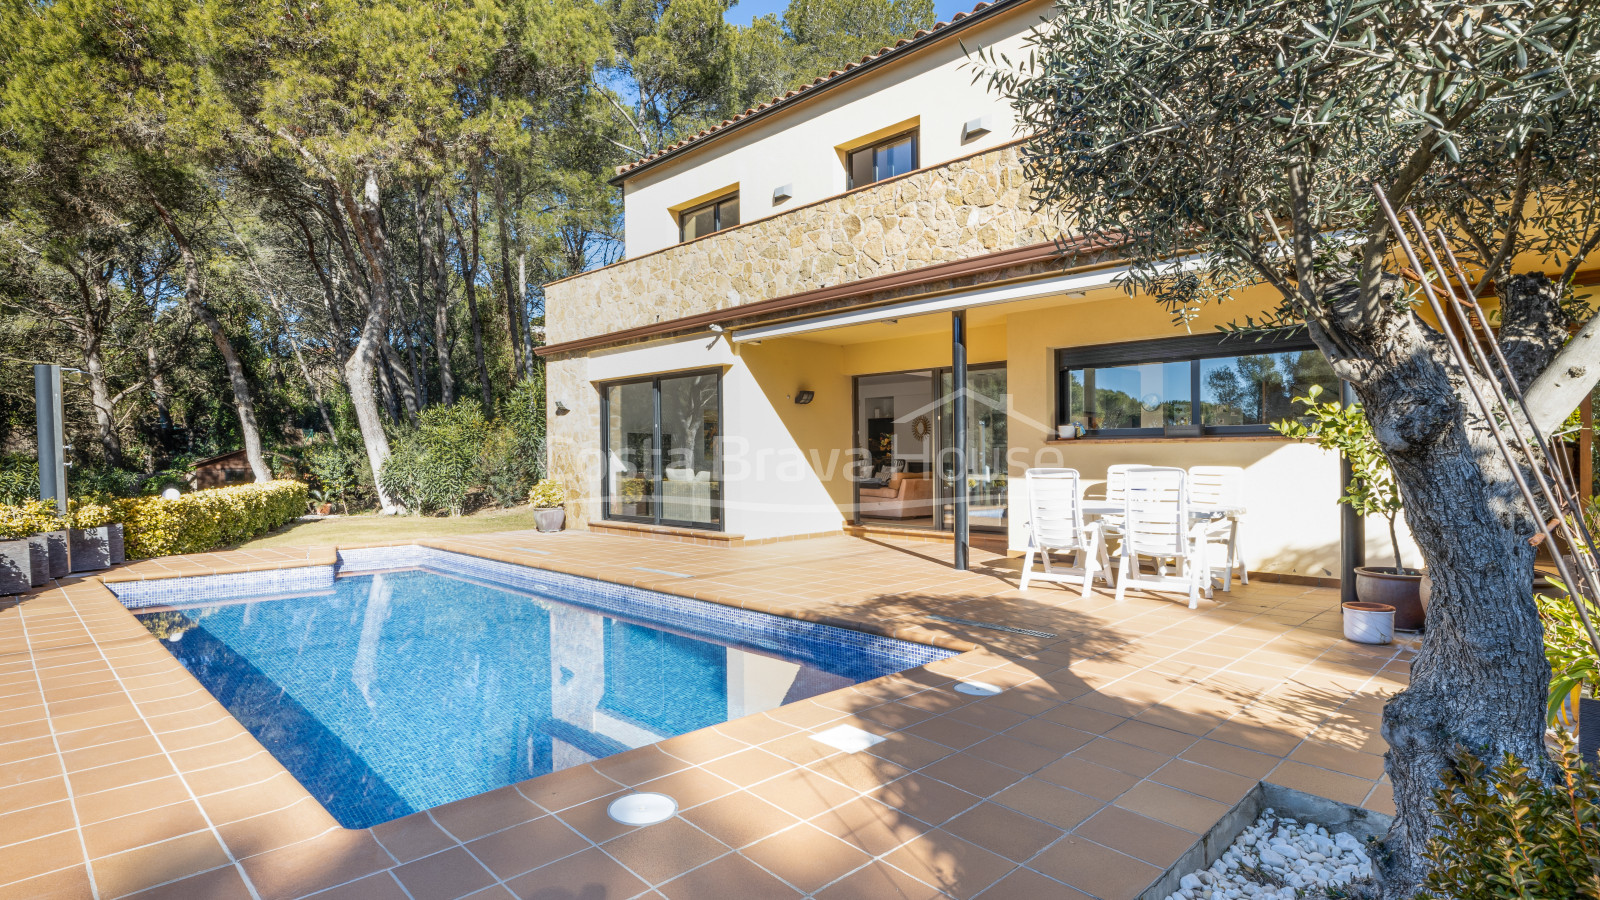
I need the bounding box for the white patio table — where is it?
[1078,500,1246,520]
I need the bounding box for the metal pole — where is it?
[1339,379,1365,605]
[34,365,66,511]
[952,310,969,571]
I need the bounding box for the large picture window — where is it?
[602,370,723,528]
[847,131,918,189]
[1056,331,1338,437]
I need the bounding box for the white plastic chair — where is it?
[1020,469,1112,598]
[1188,466,1247,591]
[1114,466,1212,608]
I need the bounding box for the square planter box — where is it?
[0,539,32,596]
[70,524,123,573]
[25,534,49,587]
[41,530,70,578]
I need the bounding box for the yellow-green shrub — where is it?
[0,500,66,541]
[115,480,308,559]
[67,499,118,529]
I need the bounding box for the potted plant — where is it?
[68,500,124,572]
[530,480,567,533]
[0,500,69,591]
[1274,384,1425,629]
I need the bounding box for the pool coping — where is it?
[4,531,1407,900]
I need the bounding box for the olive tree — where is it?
[983,0,1600,894]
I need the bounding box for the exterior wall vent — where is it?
[962,115,992,142]
[772,183,794,204]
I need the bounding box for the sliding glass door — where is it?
[937,367,1008,533]
[603,370,722,529]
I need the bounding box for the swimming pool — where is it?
[125,550,951,828]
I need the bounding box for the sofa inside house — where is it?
[858,471,934,519]
[662,468,716,523]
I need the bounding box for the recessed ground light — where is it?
[954,680,1003,696]
[607,792,677,826]
[810,724,887,753]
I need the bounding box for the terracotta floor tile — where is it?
[464,815,589,881]
[196,771,306,826]
[812,861,946,900]
[918,753,1027,799]
[504,847,649,900]
[2,830,86,886]
[881,831,1017,900]
[1102,720,1199,756]
[600,818,730,885]
[866,733,958,770]
[240,830,395,900]
[698,748,793,789]
[91,830,231,899]
[392,847,497,900]
[975,866,1091,900]
[807,752,909,793]
[83,800,212,860]
[1266,761,1376,806]
[873,775,983,827]
[371,814,459,865]
[0,864,93,900]
[748,769,860,819]
[0,799,75,850]
[655,728,747,765]
[1074,805,1197,868]
[590,747,690,788]
[999,719,1094,756]
[1028,835,1161,900]
[432,786,544,842]
[1148,759,1257,805]
[941,802,1062,863]
[69,754,177,797]
[659,852,802,899]
[741,822,873,893]
[219,797,340,859]
[679,792,800,850]
[1178,739,1282,779]
[811,796,929,857]
[123,864,252,900]
[0,754,64,791]
[1113,780,1229,834]
[1288,741,1387,779]
[902,717,994,752]
[297,872,411,900]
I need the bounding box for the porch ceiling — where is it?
[756,283,1116,346]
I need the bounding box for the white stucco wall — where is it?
[617,0,1052,258]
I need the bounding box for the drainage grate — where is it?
[630,566,691,578]
[925,614,1057,639]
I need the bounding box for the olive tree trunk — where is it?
[1311,275,1563,897]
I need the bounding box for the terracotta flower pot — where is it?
[1355,566,1425,631]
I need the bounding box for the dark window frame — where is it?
[599,368,725,530]
[677,194,740,243]
[1054,329,1326,437]
[847,129,920,189]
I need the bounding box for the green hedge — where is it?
[115,480,308,559]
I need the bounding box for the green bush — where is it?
[480,379,547,508]
[304,437,374,513]
[0,456,39,506]
[114,480,308,558]
[1420,738,1600,899]
[380,401,491,516]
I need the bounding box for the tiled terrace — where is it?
[0,531,1407,900]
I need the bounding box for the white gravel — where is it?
[1163,809,1376,900]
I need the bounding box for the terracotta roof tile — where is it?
[612,0,1020,179]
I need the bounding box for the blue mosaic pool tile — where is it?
[110,565,336,609]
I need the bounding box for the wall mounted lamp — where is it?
[794,390,815,405]
[553,401,570,416]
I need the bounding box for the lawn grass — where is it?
[236,505,548,550]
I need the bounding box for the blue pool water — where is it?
[136,568,938,828]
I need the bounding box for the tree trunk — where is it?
[493,167,522,378]
[338,171,399,512]
[1310,276,1553,898]
[151,199,271,483]
[83,328,122,467]
[428,188,456,406]
[451,187,494,410]
[382,332,420,424]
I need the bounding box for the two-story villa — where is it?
[537,0,1462,579]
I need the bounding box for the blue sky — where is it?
[724,0,976,27]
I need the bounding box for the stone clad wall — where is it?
[544,143,1064,345]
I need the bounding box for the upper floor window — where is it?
[679,194,739,242]
[848,130,919,189]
